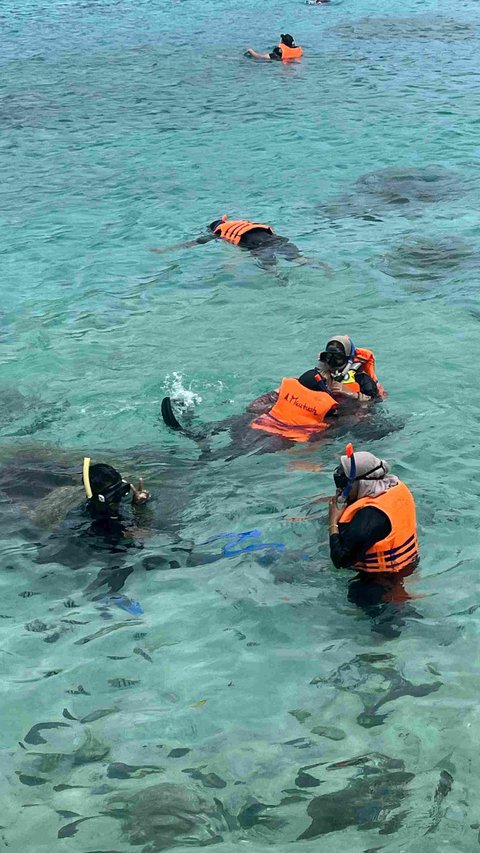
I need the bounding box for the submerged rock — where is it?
[310,725,346,741]
[106,782,225,848]
[311,653,442,727]
[378,236,478,281]
[298,753,415,839]
[317,165,470,224]
[332,15,475,43]
[356,166,465,205]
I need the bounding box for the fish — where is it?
[288,710,312,724]
[80,708,118,724]
[53,784,87,792]
[18,591,40,598]
[133,646,153,663]
[426,769,454,834]
[310,725,346,741]
[63,599,79,608]
[17,773,49,786]
[66,685,90,695]
[58,816,99,839]
[295,771,322,788]
[107,762,163,780]
[168,748,191,758]
[62,708,77,721]
[191,699,207,708]
[24,722,71,745]
[108,678,139,689]
[25,620,49,633]
[75,621,141,645]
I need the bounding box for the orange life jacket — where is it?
[251,377,336,443]
[337,347,385,398]
[278,43,303,61]
[214,219,272,246]
[339,481,418,573]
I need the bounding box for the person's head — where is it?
[82,458,131,517]
[280,33,295,47]
[333,449,396,504]
[319,335,355,375]
[208,214,228,233]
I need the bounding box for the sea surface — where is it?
[1,0,480,849]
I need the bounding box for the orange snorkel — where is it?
[341,442,356,501]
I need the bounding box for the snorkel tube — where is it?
[341,442,356,501]
[83,456,93,500]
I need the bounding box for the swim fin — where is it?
[161,397,183,431]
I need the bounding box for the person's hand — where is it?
[331,380,352,395]
[244,48,254,56]
[131,478,150,505]
[328,496,343,529]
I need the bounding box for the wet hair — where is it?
[84,463,122,498]
[209,219,223,232]
[281,33,295,47]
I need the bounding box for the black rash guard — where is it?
[299,368,379,398]
[330,506,391,569]
[196,227,302,261]
[298,369,331,391]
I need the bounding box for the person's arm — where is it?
[330,379,371,402]
[150,235,216,254]
[244,48,272,60]
[130,478,150,505]
[357,371,380,399]
[298,368,333,392]
[328,503,391,569]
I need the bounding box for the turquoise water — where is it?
[1,0,480,847]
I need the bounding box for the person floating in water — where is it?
[248,367,338,443]
[328,445,418,572]
[82,457,150,541]
[318,334,386,400]
[160,364,386,460]
[244,33,303,62]
[247,334,385,415]
[151,215,306,268]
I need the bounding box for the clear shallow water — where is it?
[1,0,480,848]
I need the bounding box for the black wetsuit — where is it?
[330,507,391,569]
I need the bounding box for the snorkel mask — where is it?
[320,337,357,381]
[333,444,386,502]
[83,457,131,504]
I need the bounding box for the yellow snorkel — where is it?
[83,456,93,500]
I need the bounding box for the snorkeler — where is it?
[244,33,303,62]
[160,365,367,460]
[151,215,306,268]
[82,457,150,539]
[328,445,418,572]
[318,335,385,400]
